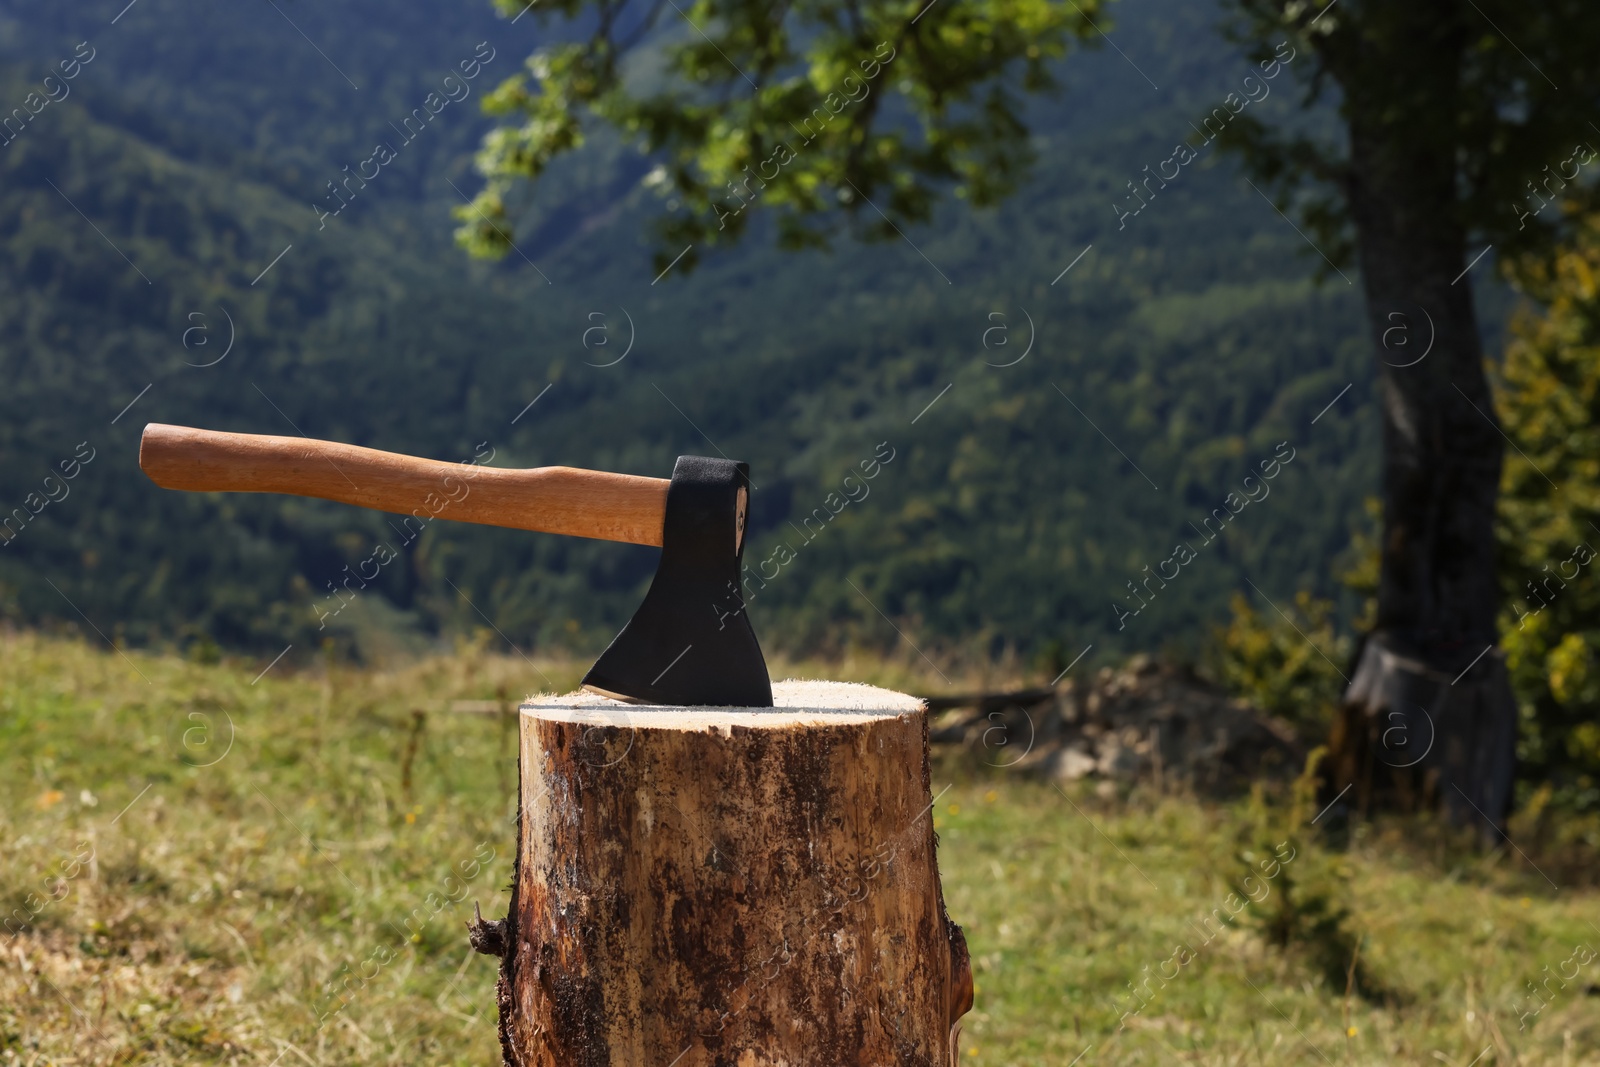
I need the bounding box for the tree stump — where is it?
[474,681,972,1067]
[1324,633,1517,839]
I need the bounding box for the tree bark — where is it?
[1323,8,1518,836]
[475,681,972,1067]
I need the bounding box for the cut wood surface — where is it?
[139,423,670,546]
[484,680,971,1067]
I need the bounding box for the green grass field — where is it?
[2,632,1597,1065]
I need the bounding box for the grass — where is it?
[2,630,1598,1065]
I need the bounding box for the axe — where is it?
[138,423,772,707]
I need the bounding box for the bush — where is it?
[1211,590,1350,738]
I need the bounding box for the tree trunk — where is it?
[473,681,973,1067]
[1324,14,1518,837]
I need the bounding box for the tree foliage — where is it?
[1498,220,1600,807]
[456,0,1103,271]
[1215,0,1600,266]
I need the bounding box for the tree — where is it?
[1496,215,1600,811]
[1217,1,1600,834]
[456,0,1600,831]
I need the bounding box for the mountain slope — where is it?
[0,0,1403,672]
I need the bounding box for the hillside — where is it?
[0,0,1478,671]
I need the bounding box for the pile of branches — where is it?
[925,656,1304,793]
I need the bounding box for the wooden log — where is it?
[475,681,972,1067]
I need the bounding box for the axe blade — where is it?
[582,456,772,707]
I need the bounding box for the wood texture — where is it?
[139,423,669,546]
[487,682,972,1067]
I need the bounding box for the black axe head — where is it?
[581,456,773,707]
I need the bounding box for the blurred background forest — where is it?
[0,0,1399,665]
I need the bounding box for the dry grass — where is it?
[1,631,1597,1065]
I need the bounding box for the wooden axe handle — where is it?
[140,423,669,547]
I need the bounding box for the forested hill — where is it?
[0,0,1405,671]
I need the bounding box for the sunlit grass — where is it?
[932,770,1599,1065]
[1,631,1595,1065]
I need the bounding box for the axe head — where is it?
[582,456,773,707]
